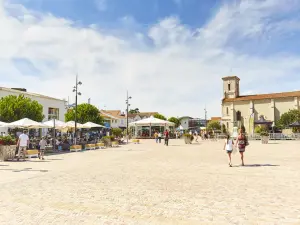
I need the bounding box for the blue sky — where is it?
[1,0,300,117]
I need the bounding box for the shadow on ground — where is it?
[0,168,48,172]
[242,164,280,167]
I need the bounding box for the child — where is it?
[223,134,234,167]
[39,137,47,160]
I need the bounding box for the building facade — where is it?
[221,76,300,134]
[0,87,67,122]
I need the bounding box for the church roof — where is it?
[223,90,300,102]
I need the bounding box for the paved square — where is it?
[0,139,300,225]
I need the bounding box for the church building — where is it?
[221,76,300,134]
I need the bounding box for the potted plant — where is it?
[0,135,17,161]
[260,131,269,144]
[101,136,115,147]
[183,133,193,144]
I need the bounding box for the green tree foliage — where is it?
[0,95,44,122]
[129,108,140,114]
[65,103,103,124]
[276,109,300,129]
[153,113,167,121]
[207,120,221,131]
[111,128,123,137]
[168,117,180,128]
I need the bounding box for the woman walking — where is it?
[223,134,234,167]
[235,129,248,166]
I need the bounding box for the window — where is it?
[227,122,229,129]
[236,111,241,121]
[48,108,59,120]
[228,83,231,91]
[226,107,229,115]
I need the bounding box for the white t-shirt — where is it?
[19,133,29,147]
[225,139,233,151]
[158,133,162,137]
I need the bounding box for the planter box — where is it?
[261,136,269,144]
[0,145,17,161]
[184,137,192,144]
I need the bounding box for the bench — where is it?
[132,139,140,144]
[111,141,119,147]
[26,150,39,159]
[70,145,82,152]
[96,143,105,149]
[85,144,96,150]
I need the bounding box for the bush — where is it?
[101,136,115,147]
[0,135,17,145]
[260,131,269,136]
[111,128,123,137]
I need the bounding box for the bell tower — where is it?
[222,76,240,99]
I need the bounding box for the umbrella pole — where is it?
[53,119,56,152]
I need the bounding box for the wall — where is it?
[274,97,295,121]
[253,99,272,121]
[233,101,250,131]
[179,118,190,130]
[0,89,67,122]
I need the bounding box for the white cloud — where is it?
[0,0,300,118]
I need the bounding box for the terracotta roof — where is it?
[223,90,300,102]
[127,112,158,118]
[211,117,221,121]
[0,87,66,102]
[100,110,125,119]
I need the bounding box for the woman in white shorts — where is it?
[223,134,234,167]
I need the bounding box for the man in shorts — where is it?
[17,130,29,161]
[39,137,47,160]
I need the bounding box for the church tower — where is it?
[222,76,240,99]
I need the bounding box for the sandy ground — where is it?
[0,139,300,225]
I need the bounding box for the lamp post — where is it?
[126,91,132,144]
[73,75,82,145]
[204,107,207,129]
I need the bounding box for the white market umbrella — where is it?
[129,116,175,127]
[6,118,51,129]
[43,119,67,129]
[0,121,8,127]
[65,121,89,129]
[83,122,105,128]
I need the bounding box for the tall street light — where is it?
[126,91,132,144]
[73,75,82,145]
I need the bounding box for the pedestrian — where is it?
[175,131,178,139]
[164,129,169,146]
[235,129,248,166]
[224,134,234,167]
[195,131,199,142]
[154,131,158,143]
[158,132,162,143]
[39,137,47,160]
[17,130,29,161]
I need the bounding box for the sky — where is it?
[1,0,300,118]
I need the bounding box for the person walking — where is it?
[17,130,29,161]
[154,131,158,143]
[158,132,162,143]
[224,134,234,167]
[164,129,169,146]
[195,131,199,142]
[235,129,248,166]
[39,137,47,160]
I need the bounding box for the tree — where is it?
[111,128,123,137]
[0,95,44,122]
[65,103,104,124]
[276,109,300,129]
[153,113,167,121]
[168,117,180,128]
[129,108,140,114]
[207,120,221,131]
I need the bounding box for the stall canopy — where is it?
[83,122,105,128]
[129,116,175,127]
[43,119,67,129]
[65,121,89,129]
[0,121,8,127]
[5,118,51,129]
[289,121,300,128]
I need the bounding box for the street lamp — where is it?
[126,91,132,144]
[72,75,82,145]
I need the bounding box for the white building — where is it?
[99,110,158,129]
[0,87,67,133]
[178,116,193,130]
